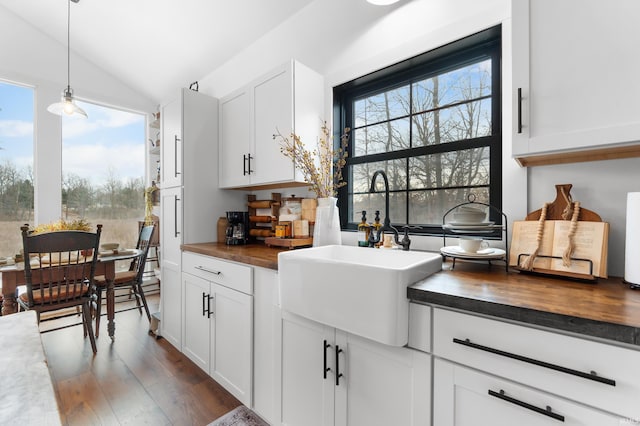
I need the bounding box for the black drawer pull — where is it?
[335,345,344,386]
[323,340,331,379]
[517,87,523,134]
[453,338,616,386]
[489,389,565,422]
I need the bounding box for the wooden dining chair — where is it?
[19,224,102,354]
[94,224,155,337]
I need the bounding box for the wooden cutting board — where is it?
[525,184,602,222]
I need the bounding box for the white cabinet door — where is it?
[512,0,640,161]
[219,88,251,188]
[160,262,182,350]
[160,186,182,350]
[281,311,335,426]
[182,272,211,372]
[210,282,253,407]
[335,332,431,426]
[252,63,296,185]
[160,186,181,266]
[161,96,182,188]
[219,60,323,189]
[280,311,430,426]
[434,359,622,426]
[253,267,280,425]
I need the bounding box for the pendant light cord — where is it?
[67,0,71,90]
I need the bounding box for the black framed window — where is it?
[334,26,502,235]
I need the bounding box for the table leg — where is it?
[107,279,116,340]
[102,261,117,341]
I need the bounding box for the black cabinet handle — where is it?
[453,338,616,386]
[202,292,207,317]
[489,389,565,422]
[247,153,253,175]
[207,295,214,318]
[335,345,344,386]
[517,88,523,134]
[243,154,248,176]
[323,340,331,379]
[174,195,181,238]
[174,135,181,177]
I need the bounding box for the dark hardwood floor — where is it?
[39,293,242,426]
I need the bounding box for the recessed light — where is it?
[366,0,401,5]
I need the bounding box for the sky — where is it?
[0,80,145,186]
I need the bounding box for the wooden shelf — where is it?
[247,193,281,241]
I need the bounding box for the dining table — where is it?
[0,249,143,341]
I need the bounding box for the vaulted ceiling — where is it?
[0,0,315,102]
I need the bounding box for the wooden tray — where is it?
[264,237,313,249]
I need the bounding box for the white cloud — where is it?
[0,120,33,137]
[64,141,144,185]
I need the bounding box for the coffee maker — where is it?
[225,211,249,245]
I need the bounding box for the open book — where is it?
[509,220,609,278]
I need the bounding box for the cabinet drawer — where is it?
[433,307,640,419]
[434,359,622,425]
[182,252,253,295]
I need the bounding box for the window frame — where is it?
[333,25,502,236]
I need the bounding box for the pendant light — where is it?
[47,0,87,118]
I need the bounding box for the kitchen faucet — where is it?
[368,170,411,250]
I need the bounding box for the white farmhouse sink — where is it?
[278,245,442,346]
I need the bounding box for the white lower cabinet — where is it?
[431,307,637,424]
[182,253,253,406]
[280,310,431,426]
[434,359,621,426]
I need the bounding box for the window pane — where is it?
[351,192,407,226]
[408,147,490,190]
[354,85,410,127]
[0,81,34,258]
[412,59,492,112]
[351,159,406,193]
[409,188,490,224]
[412,99,491,147]
[62,101,145,252]
[353,118,410,156]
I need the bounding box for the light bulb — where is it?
[63,100,75,115]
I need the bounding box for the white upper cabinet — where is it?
[219,88,251,188]
[512,0,640,166]
[219,59,324,189]
[161,97,182,188]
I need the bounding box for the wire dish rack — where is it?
[441,194,508,271]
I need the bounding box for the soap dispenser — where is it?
[357,211,370,247]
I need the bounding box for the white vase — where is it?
[313,197,342,247]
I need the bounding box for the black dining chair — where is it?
[93,224,155,337]
[19,224,102,354]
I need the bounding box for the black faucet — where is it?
[368,170,410,250]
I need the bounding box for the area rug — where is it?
[208,406,269,426]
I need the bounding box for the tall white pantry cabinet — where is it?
[159,88,243,350]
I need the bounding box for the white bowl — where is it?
[101,243,120,251]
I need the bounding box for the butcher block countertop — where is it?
[181,243,640,347]
[181,242,285,270]
[409,261,640,347]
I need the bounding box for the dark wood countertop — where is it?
[409,261,640,346]
[180,243,640,347]
[181,242,285,270]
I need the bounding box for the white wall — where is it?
[201,0,636,277]
[197,0,525,247]
[0,5,155,224]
